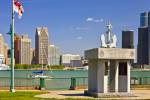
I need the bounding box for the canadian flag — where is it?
[14,0,24,18]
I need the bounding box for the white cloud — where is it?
[76,36,83,40]
[86,17,104,23]
[86,17,94,22]
[75,27,89,30]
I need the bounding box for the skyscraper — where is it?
[138,27,148,65]
[122,30,134,48]
[30,48,35,64]
[3,43,9,65]
[140,12,148,27]
[137,12,150,66]
[14,34,21,64]
[0,34,4,55]
[122,30,134,64]
[35,27,49,64]
[19,35,31,64]
[14,34,31,64]
[48,45,60,66]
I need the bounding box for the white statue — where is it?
[100,22,117,48]
[110,34,117,48]
[100,34,107,48]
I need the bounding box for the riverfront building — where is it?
[14,34,21,64]
[0,34,10,65]
[122,30,134,64]
[30,48,35,64]
[3,43,9,65]
[122,30,134,48]
[0,34,4,55]
[3,43,9,59]
[35,27,49,64]
[19,35,31,64]
[48,45,60,66]
[137,12,150,66]
[61,54,82,67]
[14,34,31,64]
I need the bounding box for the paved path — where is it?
[35,90,150,99]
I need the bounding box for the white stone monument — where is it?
[84,23,135,97]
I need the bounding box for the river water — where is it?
[0,70,88,78]
[0,70,149,90]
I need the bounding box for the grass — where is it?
[0,91,46,100]
[0,91,93,100]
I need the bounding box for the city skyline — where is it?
[0,0,150,55]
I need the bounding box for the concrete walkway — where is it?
[35,89,150,99]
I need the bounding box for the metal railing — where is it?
[70,77,87,90]
[131,77,150,85]
[0,77,150,90]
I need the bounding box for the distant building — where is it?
[30,48,35,64]
[3,43,9,65]
[0,54,4,64]
[140,12,148,27]
[137,27,149,65]
[137,11,150,67]
[0,34,4,55]
[61,54,81,67]
[3,43,9,59]
[122,30,134,48]
[82,59,88,66]
[14,34,31,64]
[0,34,10,65]
[0,35,5,65]
[19,35,31,64]
[122,30,134,64]
[48,45,60,66]
[35,27,49,64]
[70,60,82,67]
[14,34,21,64]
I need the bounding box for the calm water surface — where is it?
[0,70,149,89]
[0,70,88,78]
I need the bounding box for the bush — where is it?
[47,65,65,70]
[15,64,41,69]
[14,64,65,70]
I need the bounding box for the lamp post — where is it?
[10,0,15,92]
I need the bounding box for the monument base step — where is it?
[84,90,137,98]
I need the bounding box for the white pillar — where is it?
[109,60,119,92]
[97,60,108,93]
[118,61,130,92]
[127,61,131,92]
[88,60,98,92]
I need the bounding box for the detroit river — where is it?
[0,70,88,90]
[0,70,88,78]
[0,70,149,90]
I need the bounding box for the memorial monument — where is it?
[84,23,135,97]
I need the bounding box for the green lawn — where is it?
[0,91,92,100]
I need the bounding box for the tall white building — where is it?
[48,45,60,66]
[61,54,81,67]
[19,35,31,64]
[35,27,49,64]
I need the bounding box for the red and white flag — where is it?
[14,0,24,18]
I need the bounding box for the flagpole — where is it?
[10,0,15,92]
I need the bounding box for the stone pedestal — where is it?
[109,60,119,92]
[84,48,135,97]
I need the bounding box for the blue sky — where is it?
[0,0,149,55]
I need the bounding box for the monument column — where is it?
[118,60,131,92]
[97,60,108,93]
[88,59,98,92]
[109,60,119,92]
[127,61,131,92]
